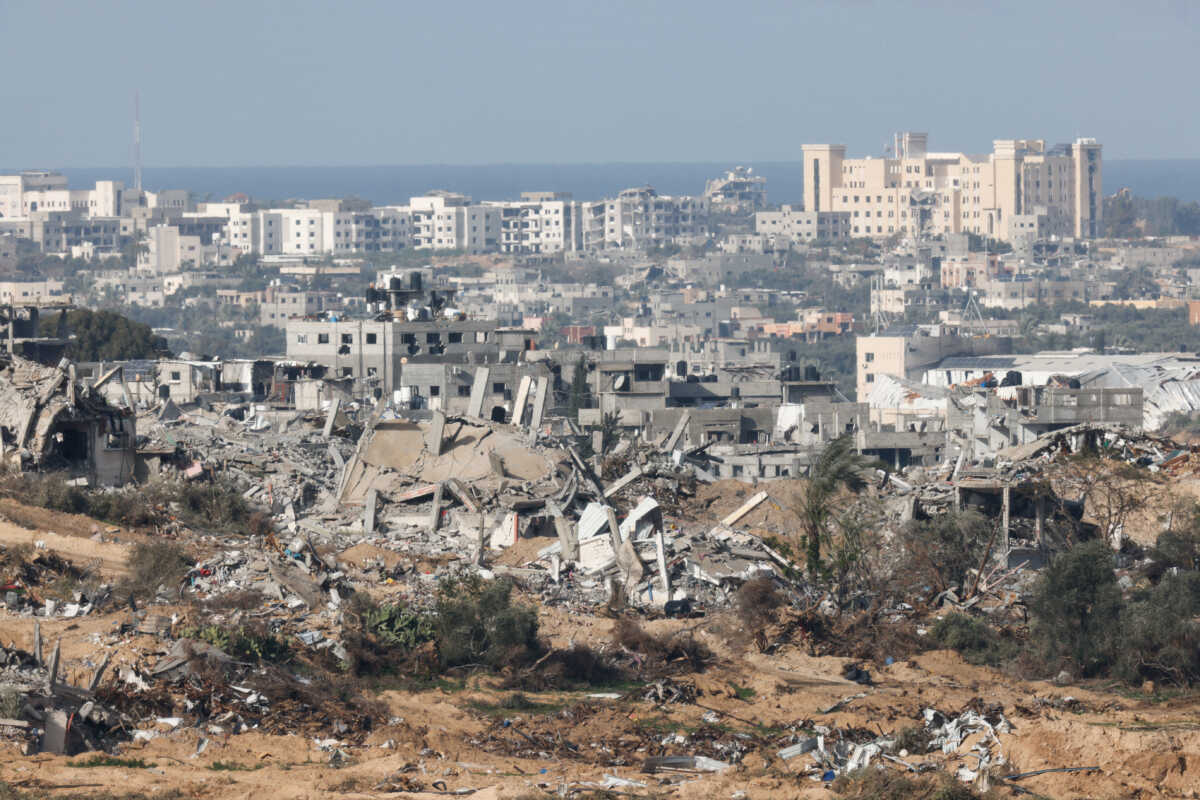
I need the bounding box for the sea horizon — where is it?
[3,158,1197,206]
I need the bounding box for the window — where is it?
[341,333,353,344]
[340,367,353,377]
[366,332,377,344]
[366,367,377,376]
[318,333,330,344]
[492,382,506,393]
[457,385,472,397]
[864,352,874,362]
[866,373,874,383]
[296,334,307,344]
[429,385,440,397]
[170,371,182,381]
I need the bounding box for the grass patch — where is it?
[729,683,756,700]
[67,755,155,769]
[467,692,568,717]
[208,761,264,771]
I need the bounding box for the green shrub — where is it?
[931,613,1017,667]
[1115,571,1200,686]
[363,601,435,651]
[1029,540,1123,678]
[433,574,540,670]
[182,623,290,664]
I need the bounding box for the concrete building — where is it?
[755,205,851,242]
[259,285,327,328]
[704,167,767,212]
[856,325,1013,399]
[802,132,1102,241]
[488,193,582,254]
[410,192,500,252]
[589,186,709,249]
[0,279,68,305]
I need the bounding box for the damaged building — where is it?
[0,357,136,486]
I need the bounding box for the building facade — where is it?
[802,132,1102,241]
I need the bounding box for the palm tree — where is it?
[799,434,879,575]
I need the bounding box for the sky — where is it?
[2,0,1197,167]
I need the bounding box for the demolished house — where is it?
[0,356,136,486]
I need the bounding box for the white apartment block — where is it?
[589,186,710,249]
[487,192,582,254]
[410,193,499,252]
[0,172,124,218]
[0,171,192,223]
[803,132,1102,242]
[755,205,851,242]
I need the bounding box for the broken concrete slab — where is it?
[428,483,445,532]
[363,488,378,533]
[467,367,490,418]
[529,377,549,431]
[322,397,341,438]
[490,511,519,550]
[603,465,645,498]
[41,710,69,755]
[663,411,691,452]
[721,490,770,526]
[426,410,446,456]
[512,375,532,426]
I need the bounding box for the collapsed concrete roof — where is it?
[0,356,133,471]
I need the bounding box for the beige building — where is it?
[755,205,851,242]
[802,132,1101,242]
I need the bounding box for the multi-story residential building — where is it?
[29,214,124,254]
[802,132,1102,241]
[487,192,582,254]
[259,285,327,328]
[409,192,499,252]
[755,205,851,242]
[0,172,123,218]
[589,186,709,249]
[703,166,767,212]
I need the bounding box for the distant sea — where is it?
[27,159,1200,206]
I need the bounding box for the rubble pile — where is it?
[0,353,1189,793]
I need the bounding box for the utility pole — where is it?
[133,90,143,193]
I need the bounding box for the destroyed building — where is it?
[0,356,136,486]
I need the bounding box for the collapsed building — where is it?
[0,356,136,486]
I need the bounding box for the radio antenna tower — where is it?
[133,91,143,192]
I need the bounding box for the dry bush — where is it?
[733,575,785,651]
[611,618,710,674]
[119,540,192,602]
[503,643,625,691]
[831,768,1002,799]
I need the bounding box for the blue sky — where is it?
[2,0,1196,166]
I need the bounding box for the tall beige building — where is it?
[802,133,1101,242]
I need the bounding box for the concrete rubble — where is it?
[0,357,1184,782]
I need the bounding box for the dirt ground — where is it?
[2,497,1200,799]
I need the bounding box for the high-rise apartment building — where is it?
[802,133,1102,241]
